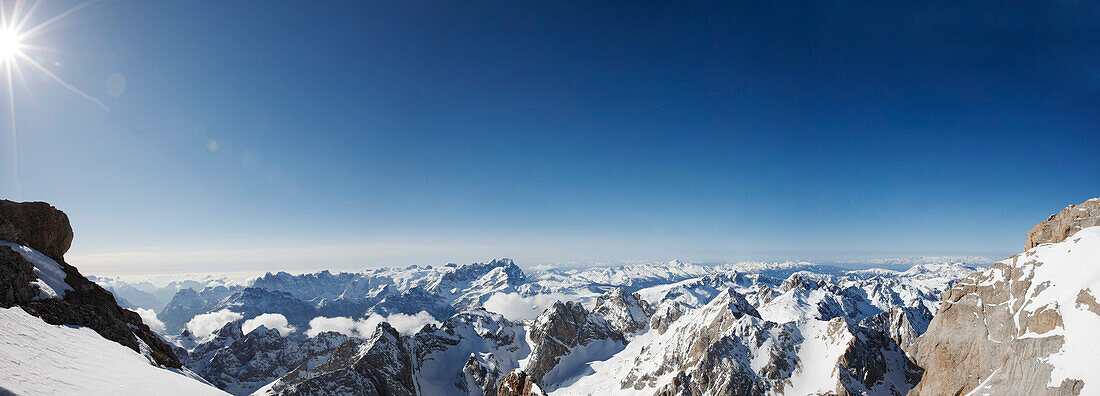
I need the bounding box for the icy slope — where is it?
[0,307,226,395]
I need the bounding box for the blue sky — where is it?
[1,1,1097,273]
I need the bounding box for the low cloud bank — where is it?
[242,313,296,336]
[305,311,439,338]
[134,308,166,333]
[483,292,570,321]
[186,309,244,338]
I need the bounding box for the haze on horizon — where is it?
[1,1,1097,274]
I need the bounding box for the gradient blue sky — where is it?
[2,1,1098,273]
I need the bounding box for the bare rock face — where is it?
[523,300,625,386]
[836,308,924,395]
[497,369,547,396]
[910,224,1100,395]
[0,200,180,368]
[1025,197,1100,250]
[0,246,39,305]
[0,200,74,262]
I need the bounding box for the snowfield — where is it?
[0,307,227,395]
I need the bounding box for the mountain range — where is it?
[1,197,1097,395]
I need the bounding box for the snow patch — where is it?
[1,241,72,300]
[0,307,226,395]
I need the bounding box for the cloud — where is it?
[483,292,571,321]
[133,308,166,333]
[381,311,439,335]
[186,309,243,338]
[242,313,296,337]
[305,311,439,338]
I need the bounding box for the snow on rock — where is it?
[912,226,1100,396]
[0,241,72,300]
[414,309,530,396]
[591,288,652,335]
[0,306,226,395]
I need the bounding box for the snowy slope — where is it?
[0,307,226,395]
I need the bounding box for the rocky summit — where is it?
[1025,198,1100,250]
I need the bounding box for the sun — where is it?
[0,29,21,59]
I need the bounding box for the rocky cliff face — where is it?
[0,200,181,368]
[1025,197,1100,250]
[911,198,1100,396]
[522,296,627,387]
[496,369,547,396]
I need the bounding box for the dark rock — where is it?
[497,369,546,396]
[0,246,38,306]
[0,200,74,262]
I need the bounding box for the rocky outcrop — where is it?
[0,200,74,262]
[836,309,924,395]
[523,300,625,386]
[497,369,547,396]
[0,200,181,368]
[911,217,1100,395]
[1025,197,1100,250]
[0,245,39,305]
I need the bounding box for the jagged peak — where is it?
[710,288,760,319]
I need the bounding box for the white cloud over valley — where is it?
[305,311,439,338]
[242,313,296,336]
[186,309,244,338]
[133,308,166,333]
[483,292,571,321]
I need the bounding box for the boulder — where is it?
[0,200,74,262]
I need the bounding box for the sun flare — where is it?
[0,30,21,59]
